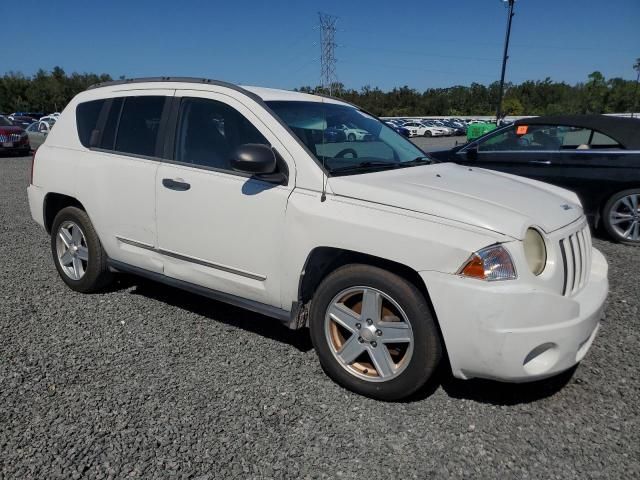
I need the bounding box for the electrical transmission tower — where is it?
[318,12,338,95]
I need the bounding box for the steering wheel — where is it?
[335,148,358,158]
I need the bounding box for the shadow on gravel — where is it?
[438,365,578,406]
[121,275,314,352]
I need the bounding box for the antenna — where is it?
[318,12,338,202]
[318,12,338,96]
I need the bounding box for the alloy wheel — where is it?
[55,220,89,280]
[324,286,414,382]
[609,193,640,241]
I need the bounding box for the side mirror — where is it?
[465,146,478,160]
[231,144,287,184]
[231,144,277,174]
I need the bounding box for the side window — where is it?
[99,98,123,150]
[479,125,563,152]
[114,96,166,157]
[38,122,49,133]
[76,99,106,147]
[174,97,269,170]
[591,131,619,148]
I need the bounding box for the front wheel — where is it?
[602,189,640,245]
[423,130,432,137]
[309,264,442,401]
[347,133,356,142]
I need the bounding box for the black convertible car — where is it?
[430,115,640,245]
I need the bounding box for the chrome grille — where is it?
[559,224,592,296]
[0,133,22,143]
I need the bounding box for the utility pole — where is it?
[496,0,516,123]
[318,12,338,96]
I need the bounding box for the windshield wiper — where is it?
[400,156,434,166]
[329,160,400,174]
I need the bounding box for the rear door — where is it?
[74,91,173,273]
[545,127,640,215]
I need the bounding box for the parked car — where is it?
[402,121,446,137]
[25,121,51,151]
[440,120,466,136]
[334,123,372,141]
[419,120,451,136]
[384,121,411,137]
[0,115,30,155]
[9,115,38,128]
[430,115,640,245]
[28,78,608,400]
[39,115,58,126]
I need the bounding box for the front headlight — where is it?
[523,228,547,275]
[458,244,517,281]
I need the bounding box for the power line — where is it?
[318,12,338,95]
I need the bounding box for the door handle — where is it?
[162,178,191,191]
[529,160,551,165]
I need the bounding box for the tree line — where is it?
[0,67,637,117]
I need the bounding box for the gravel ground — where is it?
[1,155,638,479]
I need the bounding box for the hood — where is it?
[328,162,582,239]
[0,126,25,134]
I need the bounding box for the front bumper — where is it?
[0,143,30,154]
[420,247,608,382]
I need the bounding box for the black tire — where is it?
[423,130,432,137]
[50,206,113,292]
[309,264,442,401]
[602,189,640,246]
[347,133,356,142]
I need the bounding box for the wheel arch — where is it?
[295,247,441,330]
[43,193,86,234]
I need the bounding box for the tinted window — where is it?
[99,98,123,150]
[76,100,106,147]
[479,124,622,152]
[479,125,564,151]
[591,131,619,147]
[115,96,166,157]
[175,98,269,170]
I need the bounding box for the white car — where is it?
[335,123,371,142]
[39,115,58,126]
[402,121,446,137]
[27,78,608,401]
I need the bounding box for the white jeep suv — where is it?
[27,78,608,400]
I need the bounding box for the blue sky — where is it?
[3,0,638,91]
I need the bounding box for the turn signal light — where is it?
[458,244,517,281]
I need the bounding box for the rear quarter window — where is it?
[76,100,106,148]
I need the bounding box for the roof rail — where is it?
[87,76,241,91]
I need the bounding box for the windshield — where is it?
[0,116,13,127]
[266,100,432,175]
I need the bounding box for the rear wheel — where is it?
[602,189,640,245]
[51,206,113,292]
[309,264,442,401]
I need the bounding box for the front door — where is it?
[457,124,557,182]
[155,92,294,307]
